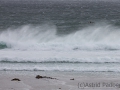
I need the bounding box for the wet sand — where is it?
[0,71,120,90]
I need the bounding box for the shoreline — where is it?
[1,71,120,90]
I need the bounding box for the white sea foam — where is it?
[0,23,120,51]
[0,50,120,72]
[0,23,120,72]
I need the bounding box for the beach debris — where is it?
[36,75,58,80]
[70,78,74,80]
[59,88,61,89]
[36,75,43,79]
[11,78,21,81]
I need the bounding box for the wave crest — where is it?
[0,23,120,51]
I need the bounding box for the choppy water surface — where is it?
[0,0,120,72]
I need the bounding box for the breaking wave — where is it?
[0,23,120,51]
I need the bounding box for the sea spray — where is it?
[0,23,120,51]
[0,0,120,72]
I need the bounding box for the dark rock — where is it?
[59,88,61,89]
[11,78,21,81]
[70,78,74,80]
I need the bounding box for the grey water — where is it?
[0,0,120,72]
[0,0,120,34]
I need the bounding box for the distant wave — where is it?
[1,56,120,72]
[1,60,120,64]
[0,57,120,63]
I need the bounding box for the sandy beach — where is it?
[0,71,120,90]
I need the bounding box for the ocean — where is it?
[0,0,120,72]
